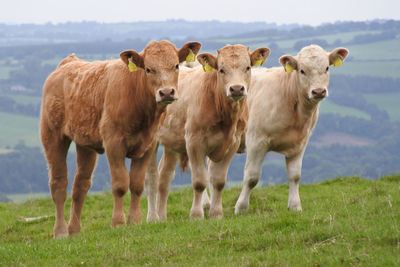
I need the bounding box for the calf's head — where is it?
[279,45,349,101]
[197,44,270,101]
[120,40,201,104]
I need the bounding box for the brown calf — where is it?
[40,40,201,237]
[145,44,270,221]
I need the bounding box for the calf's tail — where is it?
[179,153,190,172]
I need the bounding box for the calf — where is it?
[146,44,270,221]
[235,45,349,213]
[40,40,201,237]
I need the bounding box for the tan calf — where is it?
[40,40,201,237]
[145,44,270,221]
[235,45,349,213]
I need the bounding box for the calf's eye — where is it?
[326,66,329,72]
[300,69,305,75]
[246,66,251,71]
[219,69,225,74]
[145,67,151,74]
[176,64,179,70]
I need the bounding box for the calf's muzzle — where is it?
[229,84,246,101]
[311,88,327,99]
[157,88,177,104]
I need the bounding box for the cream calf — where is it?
[235,45,349,213]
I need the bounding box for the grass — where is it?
[319,100,370,119]
[0,175,399,266]
[7,193,50,203]
[364,93,400,121]
[0,111,40,147]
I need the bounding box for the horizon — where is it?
[0,18,397,27]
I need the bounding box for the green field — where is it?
[344,39,400,61]
[0,111,40,147]
[364,93,400,121]
[1,176,399,266]
[5,94,42,105]
[319,100,370,119]
[0,65,20,80]
[332,59,400,78]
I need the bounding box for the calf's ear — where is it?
[279,55,298,73]
[197,53,218,72]
[329,48,349,67]
[178,42,202,63]
[250,47,270,66]
[120,50,144,71]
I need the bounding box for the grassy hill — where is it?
[1,176,399,266]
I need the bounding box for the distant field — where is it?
[0,112,40,147]
[217,30,379,49]
[5,94,42,105]
[364,93,400,121]
[332,60,400,78]
[319,100,370,119]
[0,176,399,266]
[0,65,20,80]
[344,39,400,61]
[271,30,380,50]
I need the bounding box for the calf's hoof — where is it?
[190,208,204,219]
[67,223,81,236]
[146,212,160,223]
[127,216,142,224]
[208,208,223,219]
[234,200,249,214]
[54,221,68,238]
[111,214,126,227]
[288,204,302,211]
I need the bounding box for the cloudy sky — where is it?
[1,0,399,26]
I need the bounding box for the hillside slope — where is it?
[1,176,399,266]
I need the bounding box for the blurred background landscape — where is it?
[0,19,399,202]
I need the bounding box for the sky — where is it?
[1,0,399,26]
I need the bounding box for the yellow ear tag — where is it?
[254,58,263,66]
[128,57,138,72]
[285,62,294,73]
[333,57,343,67]
[186,50,195,63]
[203,62,214,72]
[254,58,267,66]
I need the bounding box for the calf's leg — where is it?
[145,146,160,222]
[285,151,304,211]
[157,149,179,221]
[105,144,129,227]
[128,146,155,224]
[187,144,207,219]
[42,133,71,238]
[235,139,267,214]
[201,188,211,209]
[68,145,97,235]
[208,141,239,218]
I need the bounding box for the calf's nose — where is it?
[159,88,175,97]
[311,88,327,98]
[157,88,177,103]
[229,85,245,96]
